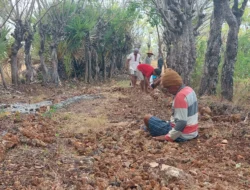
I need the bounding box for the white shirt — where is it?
[127,53,140,71]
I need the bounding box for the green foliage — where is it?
[234,30,250,79]
[42,105,57,119]
[191,39,207,90]
[65,4,99,52]
[141,0,161,27]
[101,1,140,50]
[0,27,10,62]
[58,0,140,77]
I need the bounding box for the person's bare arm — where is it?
[151,77,161,89]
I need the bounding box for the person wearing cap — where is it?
[137,64,161,93]
[145,50,154,65]
[126,48,141,87]
[143,68,198,142]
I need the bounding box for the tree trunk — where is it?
[10,52,19,86]
[24,42,33,84]
[24,21,34,84]
[85,51,88,83]
[199,0,224,96]
[88,50,92,83]
[156,24,163,58]
[51,45,61,85]
[109,54,115,78]
[10,19,25,86]
[0,66,7,89]
[166,20,196,85]
[102,52,106,81]
[10,41,21,86]
[39,53,48,83]
[221,0,247,101]
[38,23,49,84]
[58,58,67,80]
[24,53,33,83]
[116,54,123,70]
[95,51,98,81]
[156,0,201,85]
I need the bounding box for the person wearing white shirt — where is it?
[126,48,141,87]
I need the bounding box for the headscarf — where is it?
[161,68,183,87]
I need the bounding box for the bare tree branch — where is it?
[169,3,186,23]
[0,10,14,28]
[34,1,63,27]
[193,0,210,35]
[151,0,181,33]
[26,0,36,21]
[239,0,248,17]
[15,0,19,18]
[0,0,21,28]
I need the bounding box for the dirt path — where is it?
[0,81,250,189]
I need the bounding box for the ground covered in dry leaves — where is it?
[0,80,250,190]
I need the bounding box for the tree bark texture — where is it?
[156,24,163,58]
[51,45,61,85]
[38,23,49,84]
[167,19,196,85]
[10,19,25,86]
[221,0,248,101]
[95,51,99,81]
[88,49,92,83]
[159,0,198,85]
[0,66,7,89]
[199,0,224,96]
[84,50,89,83]
[24,21,34,84]
[102,52,106,81]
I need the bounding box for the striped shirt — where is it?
[165,85,198,141]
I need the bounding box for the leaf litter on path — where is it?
[1,84,250,189]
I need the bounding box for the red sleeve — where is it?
[174,93,188,109]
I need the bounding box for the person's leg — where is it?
[140,80,144,91]
[136,70,144,91]
[144,77,150,93]
[129,69,134,87]
[129,75,134,87]
[144,115,172,136]
[132,76,137,87]
[129,69,137,87]
[134,75,137,87]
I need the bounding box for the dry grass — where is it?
[30,94,48,103]
[233,79,250,106]
[115,80,131,88]
[52,94,114,134]
[55,112,108,134]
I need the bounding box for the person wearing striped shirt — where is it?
[143,68,198,142]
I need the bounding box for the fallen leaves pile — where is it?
[0,86,250,189]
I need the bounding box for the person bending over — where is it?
[143,68,198,142]
[137,64,161,93]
